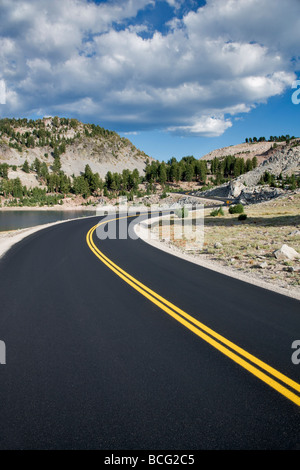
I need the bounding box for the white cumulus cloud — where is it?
[0,0,299,135]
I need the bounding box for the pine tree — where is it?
[252,156,258,169]
[22,160,30,173]
[52,156,61,174]
[12,178,23,198]
[40,162,49,180]
[159,162,167,186]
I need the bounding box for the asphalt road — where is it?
[0,214,299,450]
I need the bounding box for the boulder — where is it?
[214,242,223,249]
[258,262,268,269]
[229,181,245,198]
[273,244,300,261]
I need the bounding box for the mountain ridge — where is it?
[201,140,289,164]
[0,117,151,179]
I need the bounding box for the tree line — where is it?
[0,151,262,205]
[144,154,258,187]
[245,135,296,143]
[0,160,144,204]
[258,171,300,190]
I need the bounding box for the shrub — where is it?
[210,207,224,217]
[175,207,189,218]
[238,213,247,221]
[229,203,244,214]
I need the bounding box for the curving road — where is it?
[0,214,299,450]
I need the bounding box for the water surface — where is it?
[0,210,97,232]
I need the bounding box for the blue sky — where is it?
[0,0,299,161]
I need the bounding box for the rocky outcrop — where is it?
[229,180,246,198]
[201,141,282,163]
[197,145,300,204]
[235,146,300,187]
[236,187,284,205]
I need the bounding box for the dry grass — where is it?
[152,191,300,291]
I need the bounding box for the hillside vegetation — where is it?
[0,118,299,208]
[0,117,150,178]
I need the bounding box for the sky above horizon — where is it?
[0,0,299,161]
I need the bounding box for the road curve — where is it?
[0,214,299,450]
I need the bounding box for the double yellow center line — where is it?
[86,214,300,407]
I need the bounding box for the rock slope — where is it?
[0,117,152,180]
[197,144,300,203]
[201,140,287,164]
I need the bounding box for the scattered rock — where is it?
[258,262,268,269]
[289,230,300,236]
[273,244,300,261]
[214,242,223,249]
[286,266,295,272]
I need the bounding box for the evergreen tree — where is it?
[252,156,258,169]
[53,146,60,159]
[72,176,91,198]
[105,171,114,190]
[52,156,61,174]
[40,162,49,180]
[33,158,41,176]
[12,178,23,198]
[198,160,207,183]
[0,163,9,179]
[59,172,71,194]
[245,158,253,172]
[184,163,193,182]
[159,162,167,186]
[169,161,179,182]
[122,169,130,190]
[22,160,30,173]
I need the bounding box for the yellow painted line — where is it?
[86,215,300,407]
[88,218,300,395]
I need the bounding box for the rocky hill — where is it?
[0,117,151,182]
[196,143,300,204]
[201,140,294,165]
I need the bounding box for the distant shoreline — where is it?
[0,213,99,259]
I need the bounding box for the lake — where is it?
[0,210,97,232]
